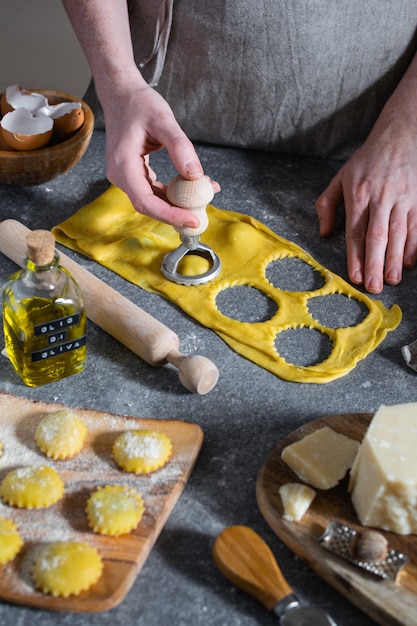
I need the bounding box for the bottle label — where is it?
[31,313,86,362]
[48,331,68,345]
[33,313,81,336]
[32,335,87,362]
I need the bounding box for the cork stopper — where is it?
[26,230,56,266]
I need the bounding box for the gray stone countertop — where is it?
[1,130,416,626]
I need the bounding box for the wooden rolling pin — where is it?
[0,219,219,394]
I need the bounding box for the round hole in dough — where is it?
[307,293,369,329]
[216,285,277,322]
[265,257,325,292]
[275,327,333,367]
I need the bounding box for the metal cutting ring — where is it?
[161,242,222,286]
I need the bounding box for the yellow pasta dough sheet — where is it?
[52,185,401,384]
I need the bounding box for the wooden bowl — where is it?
[0,90,94,186]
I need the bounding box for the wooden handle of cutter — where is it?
[166,175,214,237]
[0,219,218,394]
[212,525,293,611]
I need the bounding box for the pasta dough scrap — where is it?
[0,465,64,508]
[112,429,172,474]
[86,484,145,536]
[35,409,88,459]
[0,516,23,564]
[32,541,103,597]
[52,185,401,383]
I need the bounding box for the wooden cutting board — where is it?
[256,413,417,626]
[0,391,203,612]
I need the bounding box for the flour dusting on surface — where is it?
[0,392,201,605]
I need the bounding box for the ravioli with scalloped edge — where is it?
[32,541,103,597]
[35,409,88,459]
[0,516,23,564]
[112,429,172,474]
[0,465,64,508]
[86,484,145,535]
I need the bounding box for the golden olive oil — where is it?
[2,230,86,386]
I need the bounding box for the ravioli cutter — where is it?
[161,174,222,286]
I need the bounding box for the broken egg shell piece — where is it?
[0,108,53,151]
[40,102,85,139]
[0,84,49,116]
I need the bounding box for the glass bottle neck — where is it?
[22,253,65,295]
[24,253,60,273]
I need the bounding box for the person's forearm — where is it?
[368,50,417,136]
[316,49,417,293]
[62,0,146,105]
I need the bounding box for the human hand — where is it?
[315,118,417,294]
[101,81,220,228]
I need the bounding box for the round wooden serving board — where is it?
[256,413,417,626]
[0,391,203,613]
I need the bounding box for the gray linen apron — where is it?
[88,0,417,159]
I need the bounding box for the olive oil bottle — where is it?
[2,230,87,386]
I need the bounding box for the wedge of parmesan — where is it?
[349,403,417,534]
[279,483,316,521]
[281,426,359,490]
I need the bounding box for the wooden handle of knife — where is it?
[212,525,293,610]
[0,219,218,393]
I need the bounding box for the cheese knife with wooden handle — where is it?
[213,525,337,625]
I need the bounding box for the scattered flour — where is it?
[0,392,196,603]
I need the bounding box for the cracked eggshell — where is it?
[0,84,48,116]
[0,89,94,185]
[1,108,53,151]
[41,101,85,139]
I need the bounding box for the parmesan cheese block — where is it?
[281,426,359,489]
[279,483,316,521]
[349,403,417,534]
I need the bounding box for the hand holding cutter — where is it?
[161,175,221,285]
